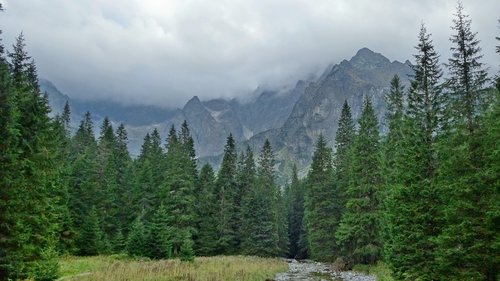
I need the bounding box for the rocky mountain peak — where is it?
[349,47,391,70]
[183,95,205,112]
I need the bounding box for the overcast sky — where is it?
[0,0,498,108]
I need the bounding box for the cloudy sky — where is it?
[0,0,498,108]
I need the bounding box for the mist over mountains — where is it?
[43,47,412,176]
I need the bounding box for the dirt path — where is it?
[274,259,376,281]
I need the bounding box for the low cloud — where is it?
[0,0,498,108]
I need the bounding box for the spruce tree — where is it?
[78,207,103,256]
[127,216,146,257]
[434,4,497,280]
[179,231,195,262]
[133,133,157,220]
[214,134,239,254]
[407,24,443,179]
[1,34,60,280]
[304,134,337,261]
[194,164,218,256]
[384,24,445,280]
[380,75,406,262]
[113,123,133,238]
[145,204,172,259]
[445,2,488,131]
[287,165,307,259]
[382,75,405,183]
[240,140,282,257]
[95,117,118,236]
[68,112,99,235]
[163,125,196,257]
[334,100,355,191]
[336,97,381,264]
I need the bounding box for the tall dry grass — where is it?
[60,255,287,281]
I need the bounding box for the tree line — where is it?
[0,33,290,278]
[0,3,498,281]
[288,4,499,281]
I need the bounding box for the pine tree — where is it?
[380,75,406,262]
[407,24,443,179]
[384,25,445,280]
[68,112,100,256]
[287,165,307,259]
[51,107,76,254]
[132,133,157,221]
[113,123,133,237]
[127,216,146,257]
[112,228,127,254]
[0,33,60,280]
[334,100,355,191]
[434,4,497,280]
[336,97,381,264]
[78,207,103,256]
[95,117,118,236]
[235,146,256,251]
[194,164,218,256]
[145,204,172,259]
[382,75,405,183]
[179,231,195,262]
[214,134,239,254]
[445,2,488,132]
[240,140,282,257]
[304,134,337,261]
[163,125,196,257]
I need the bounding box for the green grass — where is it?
[58,254,134,279]
[353,262,395,281]
[58,255,288,281]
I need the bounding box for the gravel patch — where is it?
[274,259,376,281]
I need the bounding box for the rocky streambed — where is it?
[273,259,376,281]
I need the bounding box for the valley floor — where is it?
[57,255,393,281]
[57,255,287,281]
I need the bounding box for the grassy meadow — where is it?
[57,255,288,281]
[353,262,395,281]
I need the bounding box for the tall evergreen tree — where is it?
[334,100,355,189]
[434,4,497,280]
[382,75,405,183]
[1,34,60,280]
[336,97,381,264]
[384,25,445,280]
[126,216,146,257]
[407,24,444,179]
[214,134,239,254]
[163,125,196,257]
[304,134,337,261]
[380,75,406,262]
[240,140,282,256]
[77,207,103,256]
[287,165,307,259]
[130,128,165,226]
[194,164,219,256]
[445,2,488,131]
[113,123,133,240]
[68,112,99,236]
[95,117,118,236]
[145,204,172,259]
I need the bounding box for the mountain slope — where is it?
[243,48,412,177]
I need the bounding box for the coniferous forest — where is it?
[1,3,499,281]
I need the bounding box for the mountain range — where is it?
[42,47,412,179]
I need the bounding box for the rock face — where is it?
[41,76,304,157]
[43,47,411,168]
[244,48,412,177]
